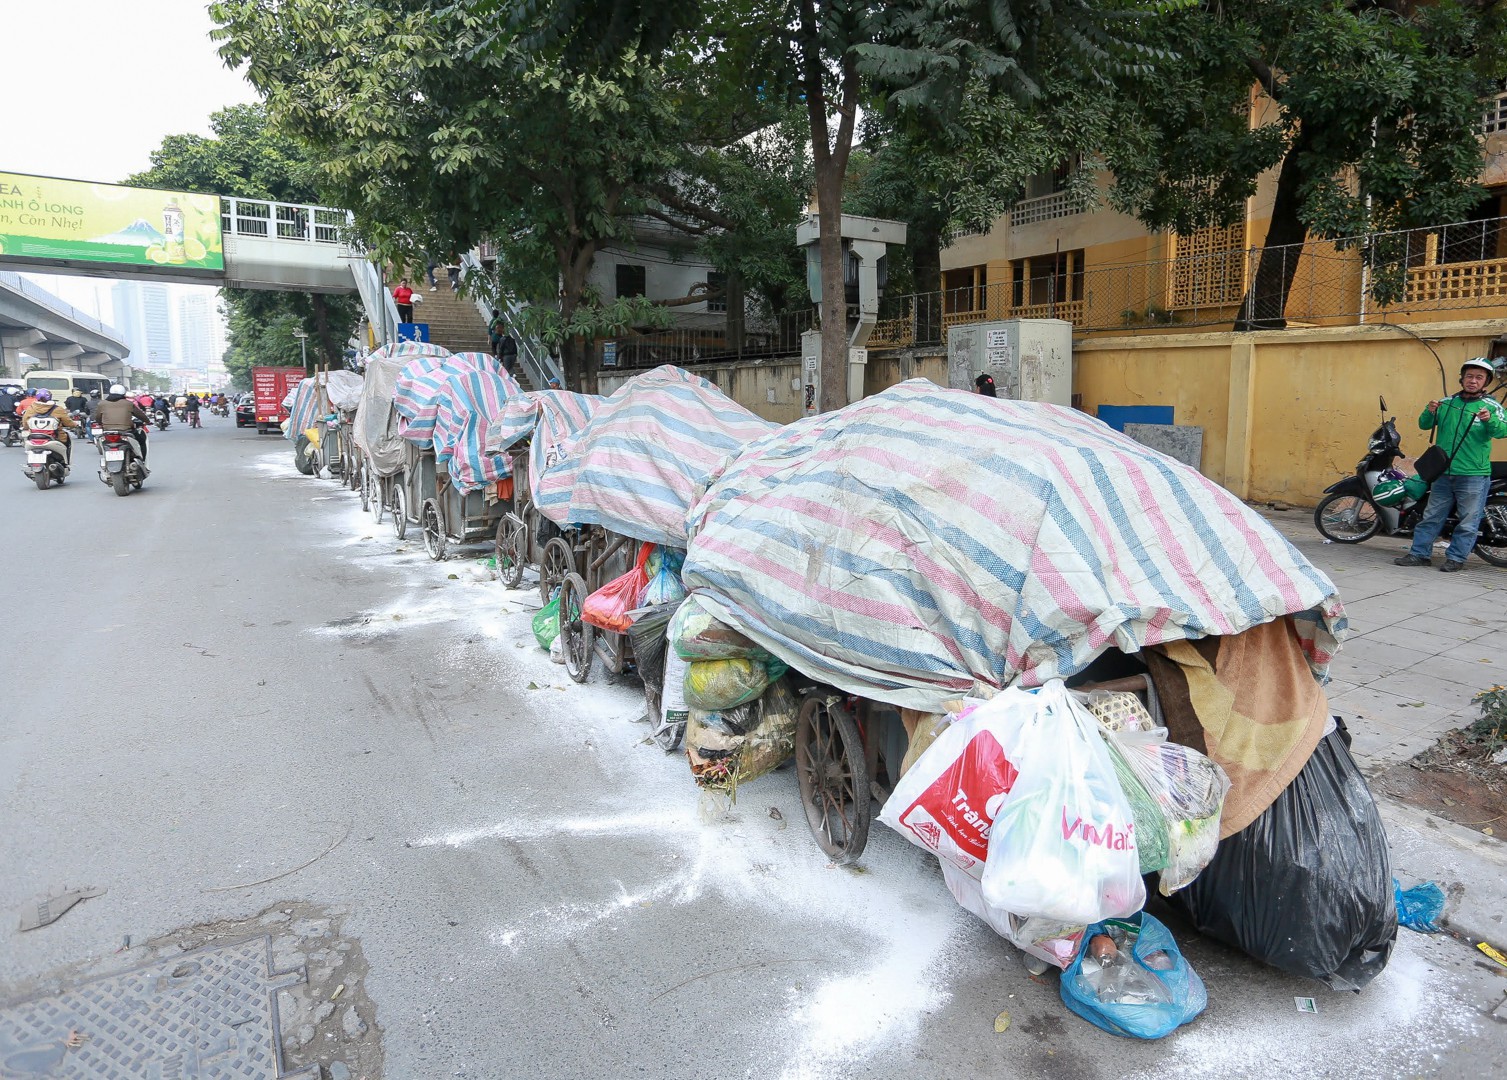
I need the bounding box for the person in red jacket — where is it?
[393,280,414,322]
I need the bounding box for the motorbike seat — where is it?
[1493,461,1507,482]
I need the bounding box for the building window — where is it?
[616,263,646,299]
[1169,223,1247,309]
[943,266,986,313]
[706,271,728,313]
[1010,251,1083,311]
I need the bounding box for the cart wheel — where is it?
[421,498,447,560]
[391,482,408,540]
[372,472,386,524]
[539,536,576,604]
[795,694,871,863]
[357,461,370,512]
[560,572,593,683]
[496,513,526,589]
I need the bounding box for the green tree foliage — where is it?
[125,104,362,377]
[213,0,695,390]
[1099,0,1507,327]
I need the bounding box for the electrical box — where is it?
[945,319,1072,406]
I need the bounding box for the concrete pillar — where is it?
[1224,337,1257,499]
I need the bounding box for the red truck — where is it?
[251,366,306,435]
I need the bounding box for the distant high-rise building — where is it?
[176,293,214,378]
[111,282,174,372]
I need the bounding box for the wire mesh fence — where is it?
[603,307,818,369]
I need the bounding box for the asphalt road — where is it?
[2,418,1504,1079]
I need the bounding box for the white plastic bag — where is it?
[942,860,1085,970]
[876,687,1039,878]
[980,681,1146,925]
[1106,729,1230,896]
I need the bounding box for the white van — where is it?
[24,371,113,401]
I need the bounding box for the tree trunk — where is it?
[1235,128,1313,331]
[311,294,336,367]
[726,271,745,360]
[816,163,848,412]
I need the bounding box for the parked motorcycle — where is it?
[1314,396,1507,567]
[97,425,149,496]
[22,415,71,489]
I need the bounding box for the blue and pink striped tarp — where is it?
[284,377,323,442]
[367,340,450,363]
[432,367,521,492]
[486,389,603,506]
[534,365,777,547]
[393,353,509,449]
[682,379,1346,712]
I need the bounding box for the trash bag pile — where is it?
[305,363,1399,1042]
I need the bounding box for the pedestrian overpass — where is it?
[0,191,561,390]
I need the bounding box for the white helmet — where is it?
[1461,357,1496,378]
[109,383,126,396]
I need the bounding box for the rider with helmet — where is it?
[1395,357,1507,572]
[96,384,151,461]
[21,388,78,454]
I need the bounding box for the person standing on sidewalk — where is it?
[393,280,415,323]
[1395,357,1507,572]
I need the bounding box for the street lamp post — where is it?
[292,329,309,369]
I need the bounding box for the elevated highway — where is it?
[0,272,129,379]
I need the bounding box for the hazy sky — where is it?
[4,1,259,328]
[5,0,261,185]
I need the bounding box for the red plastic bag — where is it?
[580,543,653,634]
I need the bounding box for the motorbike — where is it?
[211,401,229,418]
[0,413,18,448]
[97,424,149,496]
[1314,395,1507,567]
[22,415,71,489]
[152,407,171,431]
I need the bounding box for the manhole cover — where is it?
[0,935,318,1079]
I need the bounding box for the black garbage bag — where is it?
[1165,726,1396,991]
[626,599,684,750]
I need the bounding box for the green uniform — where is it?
[1419,395,1507,476]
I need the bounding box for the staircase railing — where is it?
[345,245,399,347]
[460,252,563,390]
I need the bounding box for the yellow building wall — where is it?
[1075,320,1507,505]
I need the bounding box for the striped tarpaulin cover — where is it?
[393,353,507,449]
[284,378,320,442]
[485,389,603,507]
[534,365,777,547]
[367,340,450,363]
[682,379,1347,712]
[432,367,521,492]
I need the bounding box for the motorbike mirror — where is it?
[1379,395,1387,413]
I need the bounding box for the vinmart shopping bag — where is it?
[980,681,1146,925]
[877,687,1039,878]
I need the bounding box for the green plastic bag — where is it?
[533,595,561,651]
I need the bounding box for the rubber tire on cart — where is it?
[370,472,386,524]
[795,694,871,864]
[391,483,408,540]
[1313,492,1380,544]
[495,513,526,589]
[421,498,447,561]
[357,460,370,512]
[1476,496,1507,567]
[539,536,576,605]
[559,571,593,683]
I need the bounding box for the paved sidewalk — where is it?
[1258,508,1506,769]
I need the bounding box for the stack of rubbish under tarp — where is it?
[354,342,449,478]
[394,352,513,450]
[326,370,364,414]
[286,370,366,441]
[534,364,778,547]
[486,388,601,504]
[668,379,1394,1029]
[431,361,525,492]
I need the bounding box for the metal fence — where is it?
[603,307,818,369]
[869,214,1507,348]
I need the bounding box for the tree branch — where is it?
[1246,54,1282,102]
[647,184,739,232]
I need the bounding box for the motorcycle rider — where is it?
[0,385,18,430]
[20,389,78,456]
[96,384,150,461]
[64,388,88,418]
[185,392,201,428]
[1395,358,1507,572]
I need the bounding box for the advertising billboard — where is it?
[0,171,224,271]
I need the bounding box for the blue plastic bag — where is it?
[1059,912,1206,1039]
[1394,879,1445,933]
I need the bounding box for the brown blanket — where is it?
[1144,616,1329,837]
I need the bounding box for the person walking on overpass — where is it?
[393,280,415,323]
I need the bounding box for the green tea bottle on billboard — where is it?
[162,199,186,263]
